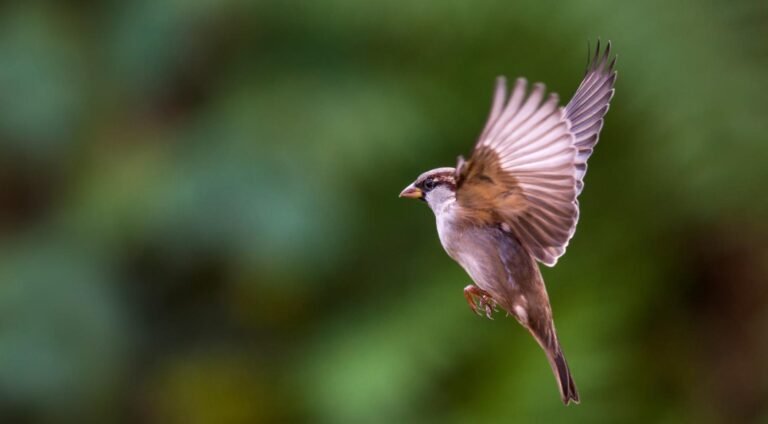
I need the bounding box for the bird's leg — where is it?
[463,285,498,319]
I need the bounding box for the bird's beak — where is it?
[399,183,423,199]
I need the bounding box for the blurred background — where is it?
[1,1,767,423]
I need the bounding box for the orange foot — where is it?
[463,285,498,319]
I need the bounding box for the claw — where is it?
[463,285,498,320]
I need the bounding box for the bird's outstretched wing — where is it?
[456,41,616,266]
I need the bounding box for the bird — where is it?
[399,41,616,405]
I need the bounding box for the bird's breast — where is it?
[434,207,463,260]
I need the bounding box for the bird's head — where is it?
[399,167,457,210]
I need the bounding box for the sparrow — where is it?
[399,41,616,405]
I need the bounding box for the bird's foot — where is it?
[463,285,498,319]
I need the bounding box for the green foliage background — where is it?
[1,1,767,423]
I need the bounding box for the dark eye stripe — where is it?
[416,171,457,192]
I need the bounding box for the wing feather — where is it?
[456,41,616,266]
[566,41,617,188]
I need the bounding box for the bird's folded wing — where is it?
[456,42,616,266]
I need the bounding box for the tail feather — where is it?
[548,348,580,405]
[526,318,580,404]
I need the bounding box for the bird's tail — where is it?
[526,316,580,405]
[546,346,580,405]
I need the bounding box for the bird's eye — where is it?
[423,179,436,191]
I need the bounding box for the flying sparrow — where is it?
[399,41,616,405]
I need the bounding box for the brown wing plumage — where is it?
[456,41,616,266]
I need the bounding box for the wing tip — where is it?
[585,38,617,75]
[494,76,508,95]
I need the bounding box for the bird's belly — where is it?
[436,219,502,293]
[435,214,533,312]
[452,241,500,292]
